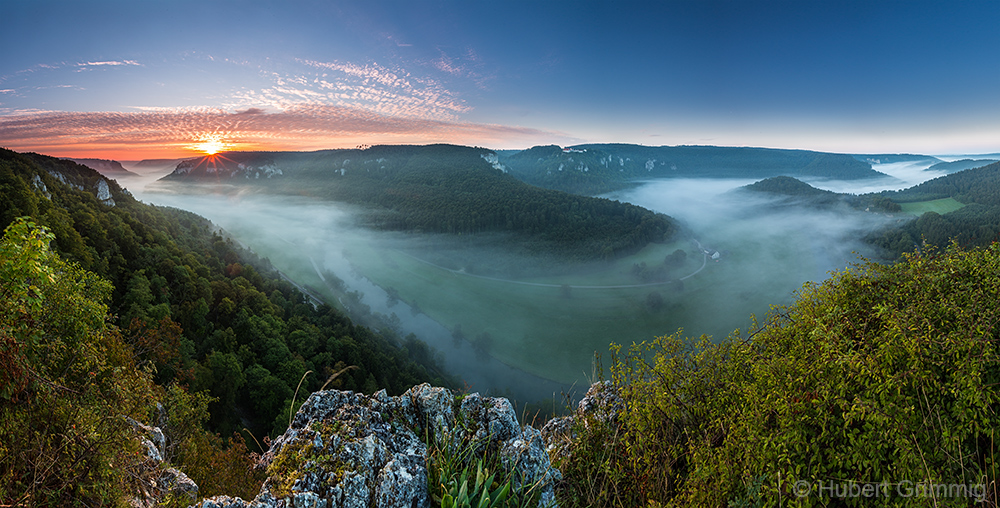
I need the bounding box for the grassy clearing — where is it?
[899,197,966,215]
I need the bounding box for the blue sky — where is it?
[2,0,1000,158]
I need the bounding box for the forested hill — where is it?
[741,175,840,197]
[868,161,1000,256]
[160,144,677,261]
[880,161,1000,205]
[737,175,901,212]
[0,147,451,442]
[501,144,885,194]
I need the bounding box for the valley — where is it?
[130,146,924,399]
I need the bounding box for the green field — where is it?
[899,197,966,215]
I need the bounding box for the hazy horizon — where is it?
[5,1,1000,159]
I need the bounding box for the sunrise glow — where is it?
[193,135,229,155]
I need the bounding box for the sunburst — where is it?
[192,134,229,155]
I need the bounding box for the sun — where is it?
[193,135,229,155]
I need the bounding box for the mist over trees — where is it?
[868,161,1000,257]
[160,144,677,261]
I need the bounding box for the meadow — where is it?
[899,196,966,215]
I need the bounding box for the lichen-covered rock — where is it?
[192,383,559,508]
[540,381,623,465]
[124,417,199,508]
[126,416,166,462]
[162,468,199,503]
[187,495,255,508]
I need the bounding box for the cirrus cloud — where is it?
[0,104,568,159]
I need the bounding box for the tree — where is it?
[645,291,664,311]
[0,218,155,506]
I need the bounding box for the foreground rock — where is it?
[192,383,560,508]
[540,381,623,463]
[126,416,199,508]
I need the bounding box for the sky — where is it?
[2,0,1000,160]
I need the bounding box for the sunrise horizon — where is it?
[6,1,1000,160]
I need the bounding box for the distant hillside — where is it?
[926,158,997,173]
[880,161,1000,205]
[502,144,886,195]
[121,157,191,175]
[66,157,139,177]
[738,175,900,212]
[869,161,1000,256]
[852,153,942,165]
[159,144,677,261]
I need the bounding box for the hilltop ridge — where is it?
[159,144,678,261]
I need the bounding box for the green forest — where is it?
[0,149,451,503]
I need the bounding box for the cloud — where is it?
[74,60,142,72]
[78,60,141,67]
[285,58,470,121]
[425,48,494,91]
[0,105,565,158]
[0,54,536,158]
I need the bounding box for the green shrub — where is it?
[562,243,1000,507]
[0,218,155,506]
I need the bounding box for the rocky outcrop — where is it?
[126,417,199,508]
[540,381,623,463]
[96,178,115,206]
[192,384,560,508]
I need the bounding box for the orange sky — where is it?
[0,105,569,160]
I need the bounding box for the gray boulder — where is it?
[125,417,199,508]
[192,383,559,508]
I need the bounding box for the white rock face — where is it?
[31,174,51,199]
[47,170,84,190]
[96,179,115,206]
[481,153,507,173]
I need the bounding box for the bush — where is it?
[561,243,1000,506]
[0,218,155,506]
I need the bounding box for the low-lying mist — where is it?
[134,181,574,404]
[125,163,941,406]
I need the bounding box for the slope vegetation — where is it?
[560,243,1000,506]
[0,148,453,502]
[870,161,1000,256]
